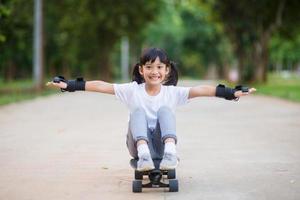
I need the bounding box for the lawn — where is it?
[0,79,56,105]
[253,72,300,102]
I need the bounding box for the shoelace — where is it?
[140,155,152,162]
[141,157,149,161]
[163,153,174,161]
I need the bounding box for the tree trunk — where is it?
[5,60,17,81]
[62,60,70,78]
[86,52,112,81]
[48,63,56,78]
[236,46,246,83]
[97,44,113,81]
[253,33,269,83]
[98,55,111,82]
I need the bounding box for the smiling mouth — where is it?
[149,76,161,80]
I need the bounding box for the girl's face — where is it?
[139,57,170,86]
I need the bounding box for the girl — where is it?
[47,47,256,172]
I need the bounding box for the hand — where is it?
[234,88,256,98]
[46,81,67,89]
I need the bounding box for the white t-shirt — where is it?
[113,81,190,129]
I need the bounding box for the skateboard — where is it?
[130,159,179,193]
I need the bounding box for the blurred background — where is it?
[0,0,300,104]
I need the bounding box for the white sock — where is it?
[137,143,150,158]
[164,142,176,155]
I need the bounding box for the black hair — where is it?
[132,47,178,86]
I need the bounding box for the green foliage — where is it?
[142,0,232,78]
[0,79,55,105]
[2,0,300,84]
[0,3,11,43]
[0,0,33,80]
[0,0,162,81]
[269,33,300,69]
[180,5,229,71]
[207,0,300,82]
[44,0,163,80]
[141,1,184,58]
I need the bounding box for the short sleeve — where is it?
[113,82,136,105]
[173,86,191,106]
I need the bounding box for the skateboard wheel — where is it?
[134,170,143,180]
[167,169,176,179]
[169,179,179,192]
[132,180,142,193]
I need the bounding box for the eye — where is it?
[145,66,151,69]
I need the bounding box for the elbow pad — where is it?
[53,76,86,92]
[216,84,249,101]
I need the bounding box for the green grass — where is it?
[0,90,56,105]
[0,79,33,90]
[0,79,57,106]
[253,72,300,102]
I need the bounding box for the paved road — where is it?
[0,81,299,200]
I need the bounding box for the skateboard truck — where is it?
[130,159,178,193]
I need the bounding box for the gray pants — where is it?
[126,106,177,159]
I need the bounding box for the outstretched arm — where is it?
[46,77,115,95]
[188,85,216,99]
[188,84,256,99]
[85,81,114,94]
[85,81,115,94]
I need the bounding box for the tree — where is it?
[0,0,33,81]
[141,1,232,79]
[0,0,162,82]
[44,0,162,81]
[269,33,300,71]
[180,6,231,78]
[209,0,300,82]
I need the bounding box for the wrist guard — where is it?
[216,84,249,101]
[53,76,86,92]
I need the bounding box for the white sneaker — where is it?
[137,153,155,171]
[159,153,178,170]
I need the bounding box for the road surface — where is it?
[0,81,299,200]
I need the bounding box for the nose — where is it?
[150,68,159,75]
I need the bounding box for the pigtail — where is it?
[163,61,178,86]
[132,63,144,84]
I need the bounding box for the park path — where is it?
[0,80,299,200]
